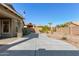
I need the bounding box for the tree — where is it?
[48,22,52,26]
[56,23,68,28]
[40,25,50,33]
[48,22,53,33]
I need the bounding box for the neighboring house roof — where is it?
[65,21,79,26]
[71,22,79,26]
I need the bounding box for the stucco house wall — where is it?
[69,23,79,35]
[56,22,79,35]
[0,3,24,38]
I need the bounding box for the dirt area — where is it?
[47,32,79,49]
[0,37,18,45]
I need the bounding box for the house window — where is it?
[3,21,9,33]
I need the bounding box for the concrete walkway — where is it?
[0,37,17,45]
[7,33,78,50]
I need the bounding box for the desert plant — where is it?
[56,23,68,28]
[61,36,67,40]
[23,28,31,35]
[48,22,52,27]
[40,25,50,33]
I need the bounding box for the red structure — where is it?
[27,23,35,33]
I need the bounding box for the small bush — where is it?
[40,25,50,33]
[61,37,67,40]
[23,28,31,35]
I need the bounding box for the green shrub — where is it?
[23,28,31,35]
[40,25,50,33]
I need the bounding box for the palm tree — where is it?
[48,22,52,26]
[48,22,52,33]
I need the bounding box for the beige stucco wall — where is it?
[10,19,17,37]
[17,19,24,37]
[69,24,79,35]
[0,4,24,38]
[56,23,79,35]
[10,18,24,38]
[0,20,1,37]
[0,18,23,38]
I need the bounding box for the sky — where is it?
[12,3,79,26]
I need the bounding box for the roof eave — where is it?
[0,3,24,19]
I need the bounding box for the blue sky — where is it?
[12,3,79,26]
